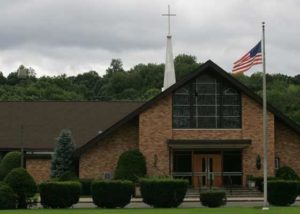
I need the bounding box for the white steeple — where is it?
[162,5,176,91]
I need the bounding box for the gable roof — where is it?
[0,101,142,151]
[74,60,300,156]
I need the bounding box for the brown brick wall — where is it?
[241,94,275,183]
[138,93,276,185]
[79,121,139,179]
[26,159,51,183]
[139,96,172,176]
[275,121,300,175]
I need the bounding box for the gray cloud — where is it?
[0,0,299,76]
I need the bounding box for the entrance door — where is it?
[192,154,222,188]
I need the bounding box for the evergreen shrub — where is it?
[39,181,81,208]
[4,168,37,208]
[51,129,75,178]
[58,171,78,181]
[200,191,226,207]
[0,182,16,209]
[253,176,277,192]
[0,151,21,180]
[140,178,188,208]
[115,150,147,183]
[267,180,298,206]
[91,180,133,208]
[79,179,93,196]
[276,166,300,180]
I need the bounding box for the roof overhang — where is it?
[167,139,251,150]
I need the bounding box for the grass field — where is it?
[1,207,300,214]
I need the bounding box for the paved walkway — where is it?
[71,197,300,208]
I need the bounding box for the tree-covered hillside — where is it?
[0,54,299,124]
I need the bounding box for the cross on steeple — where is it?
[162,5,176,36]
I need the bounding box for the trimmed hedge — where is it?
[39,181,81,208]
[115,150,147,183]
[253,176,277,192]
[140,178,188,208]
[80,179,93,196]
[276,166,300,180]
[0,182,16,209]
[0,151,21,180]
[58,171,78,181]
[4,168,37,209]
[200,191,226,208]
[91,180,133,208]
[267,180,298,206]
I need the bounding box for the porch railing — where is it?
[171,171,243,191]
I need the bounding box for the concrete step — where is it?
[186,188,263,198]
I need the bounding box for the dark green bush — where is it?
[4,168,37,208]
[276,166,300,180]
[267,180,298,206]
[39,181,81,208]
[58,171,78,181]
[91,180,133,208]
[0,182,16,209]
[253,176,277,192]
[115,150,147,183]
[200,191,226,208]
[80,179,93,196]
[0,151,21,180]
[140,178,188,208]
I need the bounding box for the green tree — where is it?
[4,168,37,208]
[141,88,161,100]
[16,65,36,79]
[0,182,16,209]
[73,71,103,100]
[0,72,6,85]
[114,150,147,183]
[51,129,75,178]
[106,59,124,76]
[174,54,200,80]
[0,151,21,180]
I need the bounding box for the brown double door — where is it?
[192,154,222,188]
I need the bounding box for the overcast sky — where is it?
[0,0,299,77]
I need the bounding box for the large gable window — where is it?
[173,73,241,129]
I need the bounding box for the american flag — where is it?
[232,41,262,74]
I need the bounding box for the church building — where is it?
[0,59,299,188]
[73,59,300,188]
[0,7,299,189]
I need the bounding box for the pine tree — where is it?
[51,129,75,178]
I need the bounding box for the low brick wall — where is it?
[26,159,51,183]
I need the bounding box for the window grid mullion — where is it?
[172,74,241,129]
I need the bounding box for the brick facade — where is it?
[275,121,300,175]
[241,94,275,182]
[139,96,173,176]
[27,92,299,186]
[79,121,139,179]
[26,159,51,183]
[138,93,276,185]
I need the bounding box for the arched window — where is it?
[173,73,241,129]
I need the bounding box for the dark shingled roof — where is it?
[0,101,143,151]
[74,60,300,156]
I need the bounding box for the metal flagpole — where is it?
[262,21,269,210]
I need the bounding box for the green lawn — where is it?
[1,208,300,214]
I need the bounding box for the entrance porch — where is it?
[168,139,251,189]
